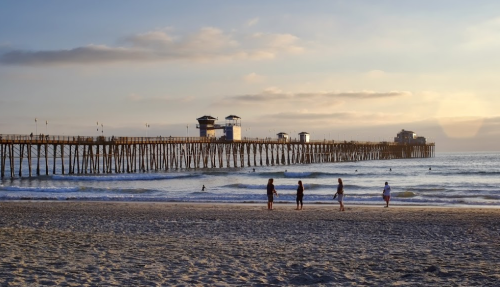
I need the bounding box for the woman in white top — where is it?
[383,182,391,207]
[336,178,345,211]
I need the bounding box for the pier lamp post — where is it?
[146,123,150,137]
[101,123,104,136]
[45,120,48,134]
[186,125,189,137]
[35,118,38,135]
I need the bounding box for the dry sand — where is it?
[1,202,499,286]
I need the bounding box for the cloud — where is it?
[226,89,411,104]
[243,72,265,83]
[0,45,153,65]
[128,93,195,103]
[0,27,304,66]
[249,33,304,54]
[247,17,259,27]
[259,111,397,126]
[268,111,355,121]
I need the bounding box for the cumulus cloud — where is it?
[0,27,304,66]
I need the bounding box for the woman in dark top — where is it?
[335,178,345,211]
[296,180,304,210]
[267,178,278,210]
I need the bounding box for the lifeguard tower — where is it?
[196,115,218,138]
[224,115,241,141]
[299,132,310,143]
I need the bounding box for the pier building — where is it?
[394,129,427,144]
[224,115,241,141]
[277,132,289,142]
[196,115,241,141]
[299,132,310,143]
[196,116,219,138]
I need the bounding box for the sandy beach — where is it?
[0,202,499,286]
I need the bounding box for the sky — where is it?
[1,0,499,152]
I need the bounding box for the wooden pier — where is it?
[0,134,435,178]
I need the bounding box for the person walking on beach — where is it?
[335,178,345,211]
[383,181,391,207]
[296,180,304,210]
[267,178,278,210]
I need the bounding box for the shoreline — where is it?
[2,199,500,209]
[1,201,499,285]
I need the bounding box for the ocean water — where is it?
[0,152,499,207]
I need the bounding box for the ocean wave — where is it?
[189,191,213,195]
[258,171,356,179]
[403,187,448,193]
[221,183,335,191]
[438,170,500,176]
[482,195,500,200]
[51,173,198,181]
[394,191,417,198]
[1,186,80,193]
[0,185,159,195]
[284,172,314,178]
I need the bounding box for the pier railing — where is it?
[0,134,428,146]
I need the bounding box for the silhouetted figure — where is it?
[267,178,278,210]
[202,185,206,191]
[296,180,304,210]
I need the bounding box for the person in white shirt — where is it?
[383,182,391,207]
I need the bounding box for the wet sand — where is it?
[1,202,499,286]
